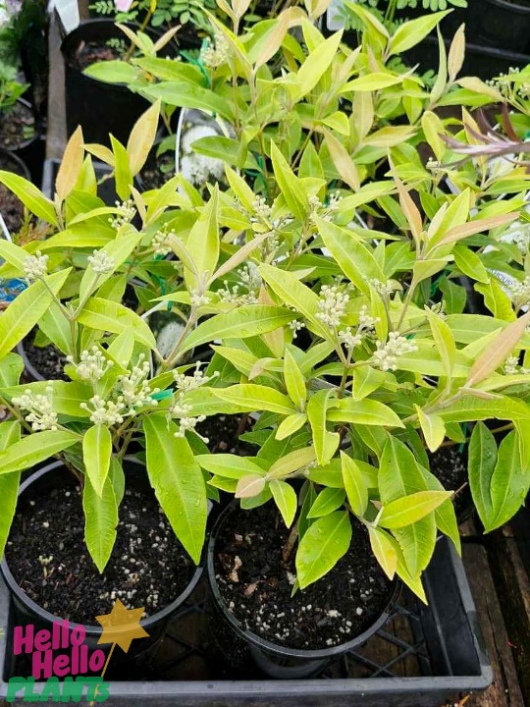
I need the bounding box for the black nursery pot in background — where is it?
[61,20,157,146]
[465,0,530,55]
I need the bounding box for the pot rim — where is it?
[0,147,31,182]
[0,458,206,637]
[0,98,39,153]
[483,0,530,12]
[207,501,400,661]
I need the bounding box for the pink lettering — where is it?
[13,625,34,655]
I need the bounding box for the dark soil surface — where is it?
[213,504,394,650]
[429,445,471,520]
[6,479,195,625]
[197,414,254,455]
[0,102,35,149]
[69,40,122,72]
[0,152,25,233]
[139,149,175,191]
[23,338,68,381]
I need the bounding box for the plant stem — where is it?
[282,516,300,565]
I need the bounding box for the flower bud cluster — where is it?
[316,284,350,329]
[81,396,126,426]
[23,251,48,281]
[118,355,160,409]
[67,347,113,382]
[338,306,379,350]
[372,332,418,372]
[200,30,228,68]
[88,249,115,275]
[109,200,136,229]
[152,226,175,257]
[12,386,58,431]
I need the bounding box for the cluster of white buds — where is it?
[190,289,211,308]
[67,347,113,382]
[250,196,272,222]
[118,355,159,410]
[239,263,262,292]
[366,278,399,298]
[23,250,48,281]
[170,398,208,440]
[510,276,530,307]
[372,332,418,372]
[338,305,380,350]
[174,362,219,392]
[308,192,341,224]
[426,157,442,174]
[109,200,136,229]
[81,395,126,426]
[217,281,259,306]
[88,249,115,275]
[504,355,530,376]
[289,320,306,338]
[12,386,58,432]
[200,30,229,68]
[152,226,175,257]
[316,284,350,329]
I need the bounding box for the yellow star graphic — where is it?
[95,599,149,653]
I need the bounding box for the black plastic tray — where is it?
[0,538,491,706]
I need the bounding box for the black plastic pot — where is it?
[1,98,45,185]
[207,503,398,679]
[0,460,206,671]
[465,0,530,54]
[61,20,158,146]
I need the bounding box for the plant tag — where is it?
[50,0,80,33]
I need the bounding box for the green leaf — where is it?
[39,301,73,356]
[195,454,266,479]
[468,422,497,530]
[425,308,456,381]
[77,298,157,350]
[341,452,368,518]
[317,219,386,296]
[127,99,160,175]
[259,264,330,339]
[307,390,340,466]
[379,491,453,529]
[453,246,489,284]
[83,471,118,573]
[185,188,219,292]
[0,354,24,387]
[307,487,346,519]
[489,431,530,531]
[270,479,298,527]
[328,398,404,427]
[389,11,451,55]
[439,394,530,422]
[368,526,398,580]
[351,365,387,401]
[83,425,112,498]
[0,431,79,475]
[110,135,133,201]
[109,456,125,507]
[0,270,70,363]
[284,348,306,411]
[296,511,352,589]
[236,474,266,498]
[270,143,307,222]
[144,414,207,563]
[268,447,317,479]
[0,171,58,226]
[276,412,307,440]
[84,60,140,83]
[0,421,21,559]
[415,406,446,453]
[296,30,343,98]
[212,384,296,416]
[146,81,233,120]
[180,306,295,356]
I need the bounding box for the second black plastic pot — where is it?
[0,459,206,673]
[466,0,530,55]
[61,20,159,146]
[207,502,398,679]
